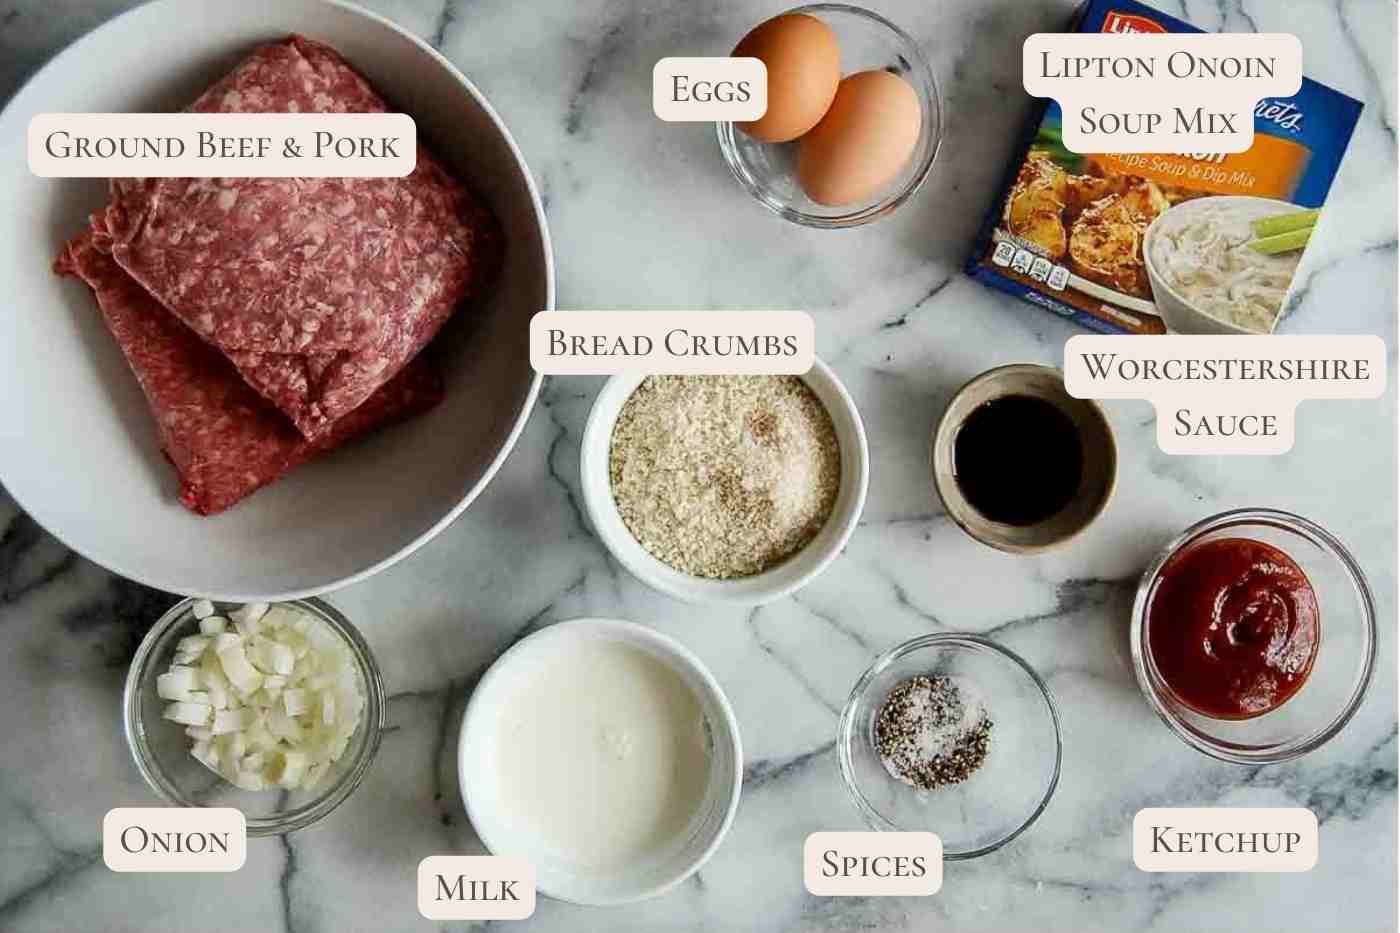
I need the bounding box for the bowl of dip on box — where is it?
[1143,196,1307,335]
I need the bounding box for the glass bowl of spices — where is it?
[1131,508,1376,764]
[580,361,869,606]
[838,633,1061,858]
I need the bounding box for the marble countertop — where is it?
[2,0,1396,930]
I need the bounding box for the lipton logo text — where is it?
[1103,11,1166,34]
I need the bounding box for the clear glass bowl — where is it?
[1131,508,1376,764]
[122,597,385,835]
[716,3,943,228]
[838,633,1061,859]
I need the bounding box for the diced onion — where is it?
[268,750,308,788]
[261,606,300,630]
[191,740,218,773]
[217,644,264,695]
[176,635,211,655]
[321,693,336,726]
[211,632,242,654]
[268,708,303,743]
[163,701,212,726]
[212,708,255,735]
[227,731,247,761]
[157,667,201,700]
[229,768,266,792]
[158,601,365,792]
[206,681,230,710]
[283,689,309,716]
[230,602,269,626]
[198,615,228,636]
[268,643,295,676]
[230,602,269,638]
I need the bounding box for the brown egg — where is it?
[733,13,840,143]
[797,70,923,207]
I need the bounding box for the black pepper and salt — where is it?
[875,675,992,790]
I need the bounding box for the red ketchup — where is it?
[1147,537,1319,719]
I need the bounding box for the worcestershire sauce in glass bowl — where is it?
[953,395,1083,526]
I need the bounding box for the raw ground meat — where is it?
[55,230,443,516]
[102,35,500,438]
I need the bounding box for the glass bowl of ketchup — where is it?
[1131,508,1376,764]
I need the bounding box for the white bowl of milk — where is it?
[458,618,743,905]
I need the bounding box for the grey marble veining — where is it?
[1,0,1397,930]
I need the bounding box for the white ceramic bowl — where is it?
[1143,195,1291,335]
[458,618,743,906]
[0,0,551,600]
[579,361,870,605]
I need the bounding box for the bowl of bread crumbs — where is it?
[579,361,869,606]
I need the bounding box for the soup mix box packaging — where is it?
[965,0,1364,334]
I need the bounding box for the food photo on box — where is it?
[0,0,1395,931]
[967,0,1364,336]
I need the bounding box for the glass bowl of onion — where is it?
[123,597,385,836]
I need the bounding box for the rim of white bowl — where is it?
[457,618,744,906]
[578,361,870,606]
[0,0,552,602]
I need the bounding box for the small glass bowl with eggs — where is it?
[717,4,943,227]
[123,597,384,835]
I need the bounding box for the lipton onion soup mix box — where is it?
[966,0,1363,334]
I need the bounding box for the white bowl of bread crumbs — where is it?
[580,361,869,606]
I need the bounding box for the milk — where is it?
[491,637,712,869]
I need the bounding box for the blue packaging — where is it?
[966,0,1364,334]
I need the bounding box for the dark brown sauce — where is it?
[953,395,1083,526]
